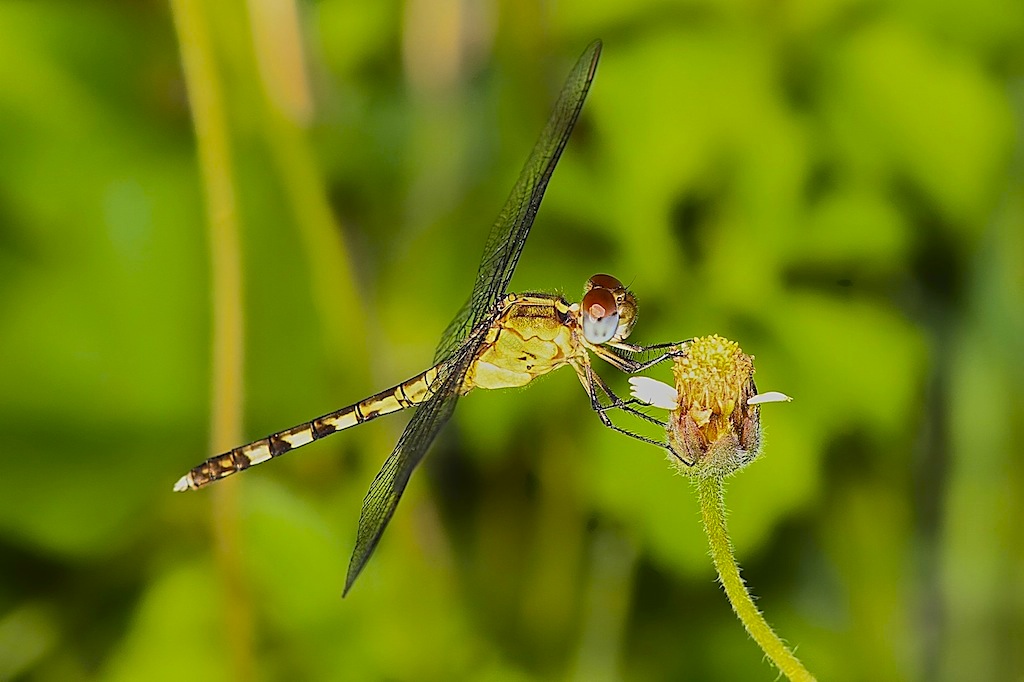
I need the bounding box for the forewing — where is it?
[434,40,602,363]
[343,358,465,595]
[346,42,603,594]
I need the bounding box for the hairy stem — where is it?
[697,475,815,681]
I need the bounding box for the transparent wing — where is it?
[343,356,466,595]
[345,42,603,595]
[434,40,602,363]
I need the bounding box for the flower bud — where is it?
[670,335,763,476]
[629,335,790,478]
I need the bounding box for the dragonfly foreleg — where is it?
[606,339,693,373]
[591,341,686,375]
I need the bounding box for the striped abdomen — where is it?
[174,365,442,491]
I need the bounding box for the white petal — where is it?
[748,391,792,405]
[629,376,678,410]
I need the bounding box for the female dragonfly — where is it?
[174,40,687,594]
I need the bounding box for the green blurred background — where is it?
[1,0,1022,680]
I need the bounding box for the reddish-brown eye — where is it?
[587,273,623,292]
[582,287,616,319]
[581,288,620,344]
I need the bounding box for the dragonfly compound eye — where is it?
[585,273,623,294]
[581,287,620,344]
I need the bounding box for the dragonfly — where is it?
[174,40,685,595]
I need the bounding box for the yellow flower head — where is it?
[629,335,790,477]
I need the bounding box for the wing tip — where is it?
[342,556,364,598]
[583,39,603,80]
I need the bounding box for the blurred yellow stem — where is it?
[263,109,369,371]
[247,1,392,468]
[170,0,253,679]
[697,475,815,682]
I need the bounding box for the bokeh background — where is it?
[1,0,1022,680]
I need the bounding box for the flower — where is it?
[629,335,790,477]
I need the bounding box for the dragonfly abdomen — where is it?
[173,365,442,491]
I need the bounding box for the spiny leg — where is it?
[595,339,692,374]
[599,383,694,469]
[576,360,694,468]
[572,360,671,450]
[591,383,693,469]
[587,367,666,429]
[596,395,664,423]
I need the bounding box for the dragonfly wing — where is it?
[343,357,465,595]
[435,40,602,362]
[346,42,603,593]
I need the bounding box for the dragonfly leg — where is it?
[588,370,667,428]
[592,339,691,374]
[597,396,663,423]
[612,339,694,373]
[579,363,694,468]
[571,360,677,455]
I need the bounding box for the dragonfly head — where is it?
[581,274,638,344]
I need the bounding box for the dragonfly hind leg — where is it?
[572,360,694,468]
[572,360,673,450]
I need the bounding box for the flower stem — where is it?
[696,475,815,681]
